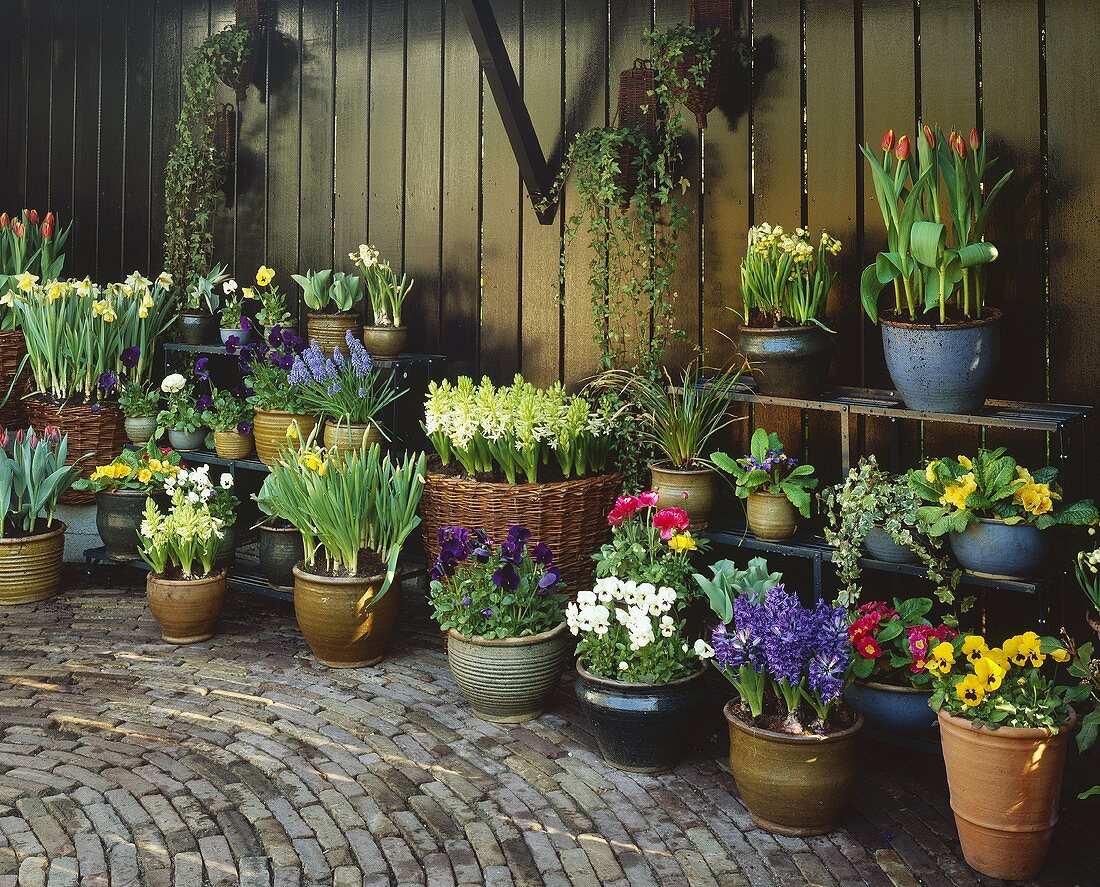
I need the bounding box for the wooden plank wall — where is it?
[2,0,1098,499]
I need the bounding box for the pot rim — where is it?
[965,516,1043,529]
[938,706,1076,740]
[97,487,158,499]
[254,408,317,420]
[425,469,624,493]
[292,563,386,586]
[855,679,932,695]
[147,568,227,586]
[306,309,360,319]
[723,699,864,743]
[0,520,67,545]
[880,307,1002,332]
[447,620,568,647]
[738,323,829,336]
[576,659,707,690]
[748,489,791,500]
[362,324,408,332]
[124,413,158,422]
[258,518,298,533]
[213,428,252,438]
[219,326,248,334]
[323,418,381,430]
[650,460,712,476]
[178,309,213,318]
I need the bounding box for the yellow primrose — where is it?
[15,272,38,292]
[957,455,973,470]
[956,674,986,708]
[939,473,977,510]
[961,635,988,662]
[927,641,955,676]
[137,468,152,484]
[667,532,697,553]
[256,266,275,287]
[974,657,1005,692]
[1013,465,1035,487]
[1018,485,1054,516]
[925,461,939,483]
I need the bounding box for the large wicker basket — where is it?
[0,329,29,429]
[23,396,127,505]
[420,471,624,593]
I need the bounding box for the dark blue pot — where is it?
[880,310,1001,414]
[738,325,835,398]
[845,681,936,734]
[949,519,1049,579]
[575,663,705,772]
[863,525,920,564]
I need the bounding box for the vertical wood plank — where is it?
[518,0,564,385]
[0,0,16,206]
[71,0,101,277]
[368,0,405,276]
[150,0,183,272]
[23,0,51,211]
[232,0,270,280]
[440,0,482,377]
[47,0,76,226]
[333,0,369,279]
[122,0,153,273]
[96,0,127,281]
[300,0,335,271]
[210,1,237,273]
[562,0,608,388]
[403,0,443,355]
[479,0,522,381]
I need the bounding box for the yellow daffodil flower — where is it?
[961,635,988,662]
[75,277,93,298]
[15,272,38,292]
[0,291,15,308]
[956,674,986,708]
[157,271,174,290]
[667,532,697,553]
[47,281,66,301]
[927,641,955,677]
[974,657,1005,691]
[297,452,323,473]
[286,422,299,440]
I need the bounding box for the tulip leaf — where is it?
[956,241,998,268]
[910,220,947,269]
[860,264,890,324]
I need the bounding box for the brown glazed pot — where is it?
[258,520,304,590]
[650,462,715,529]
[145,570,227,644]
[725,701,863,836]
[361,325,407,358]
[292,565,403,668]
[213,430,254,460]
[322,420,384,457]
[253,409,318,466]
[306,311,362,358]
[938,708,1076,880]
[0,521,65,605]
[746,490,799,541]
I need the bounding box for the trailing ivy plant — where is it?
[163,24,253,290]
[819,456,962,609]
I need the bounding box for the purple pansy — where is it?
[237,420,252,435]
[195,394,213,412]
[120,346,140,369]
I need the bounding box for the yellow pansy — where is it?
[137,468,152,484]
[256,265,275,287]
[1050,647,1070,663]
[667,532,697,553]
[927,641,955,677]
[15,272,38,292]
[957,455,973,470]
[956,674,986,708]
[974,657,1005,692]
[985,646,1011,672]
[961,635,988,662]
[243,287,257,300]
[939,472,977,510]
[1004,632,1044,668]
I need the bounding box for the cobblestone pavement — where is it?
[0,572,1092,887]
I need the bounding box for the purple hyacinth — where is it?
[714,598,767,673]
[808,652,845,705]
[811,598,851,664]
[287,359,309,387]
[760,584,816,685]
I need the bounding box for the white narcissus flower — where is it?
[157,271,173,290]
[161,373,187,394]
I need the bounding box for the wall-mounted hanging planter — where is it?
[614,61,656,200]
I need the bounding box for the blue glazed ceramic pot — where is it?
[575,662,705,772]
[880,310,1001,414]
[949,518,1049,579]
[845,680,936,734]
[863,525,920,564]
[738,325,835,398]
[168,427,207,451]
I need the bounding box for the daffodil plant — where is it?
[738,223,842,329]
[909,449,1098,536]
[350,245,413,327]
[927,631,1083,731]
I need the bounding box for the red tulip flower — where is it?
[0,213,7,231]
[11,220,24,239]
[922,124,936,149]
[40,212,54,239]
[881,129,894,153]
[969,127,980,151]
[24,209,38,225]
[894,135,911,161]
[44,425,62,442]
[950,132,966,159]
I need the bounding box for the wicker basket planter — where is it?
[253,409,318,465]
[0,521,66,605]
[0,329,28,429]
[420,471,623,592]
[614,62,657,202]
[23,397,127,505]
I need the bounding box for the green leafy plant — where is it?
[118,379,161,419]
[218,276,254,328]
[428,526,568,639]
[200,384,252,434]
[712,428,818,518]
[291,269,336,313]
[820,456,960,608]
[0,427,86,535]
[254,428,426,602]
[738,223,842,329]
[74,442,183,493]
[847,598,959,688]
[163,24,253,287]
[156,372,205,435]
[692,557,783,625]
[909,449,1098,536]
[184,264,229,314]
[592,362,744,470]
[288,336,403,427]
[351,245,413,327]
[137,474,224,580]
[860,125,1012,324]
[1065,551,1100,797]
[249,265,293,331]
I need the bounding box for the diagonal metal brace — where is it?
[457,0,559,225]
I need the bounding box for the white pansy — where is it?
[694,640,716,659]
[219,473,234,490]
[223,278,239,295]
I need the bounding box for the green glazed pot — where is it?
[96,489,167,562]
[446,622,570,723]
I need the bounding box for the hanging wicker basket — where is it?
[420,471,624,593]
[0,330,29,430]
[213,104,235,160]
[675,46,722,129]
[691,0,736,44]
[614,61,657,202]
[23,397,127,506]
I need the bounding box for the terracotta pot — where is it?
[145,570,227,644]
[258,520,303,590]
[746,490,798,541]
[292,565,403,667]
[0,521,66,605]
[725,701,863,836]
[650,462,715,529]
[177,311,215,346]
[124,415,159,446]
[253,409,318,466]
[96,489,167,562]
[213,429,254,460]
[322,420,383,457]
[938,708,1076,880]
[446,622,570,723]
[575,663,705,772]
[306,311,361,358]
[361,325,407,358]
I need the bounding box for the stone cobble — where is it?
[0,572,1092,886]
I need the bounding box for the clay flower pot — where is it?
[323,420,384,457]
[96,489,166,562]
[168,427,207,452]
[361,325,407,358]
[938,708,1076,880]
[738,325,835,398]
[292,565,403,667]
[650,462,715,529]
[746,490,798,541]
[253,409,318,466]
[725,701,863,836]
[574,662,705,772]
[146,570,227,644]
[306,311,361,358]
[446,622,570,723]
[177,311,215,346]
[0,521,66,605]
[124,415,159,446]
[213,429,253,460]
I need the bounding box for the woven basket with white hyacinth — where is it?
[568,576,713,684]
